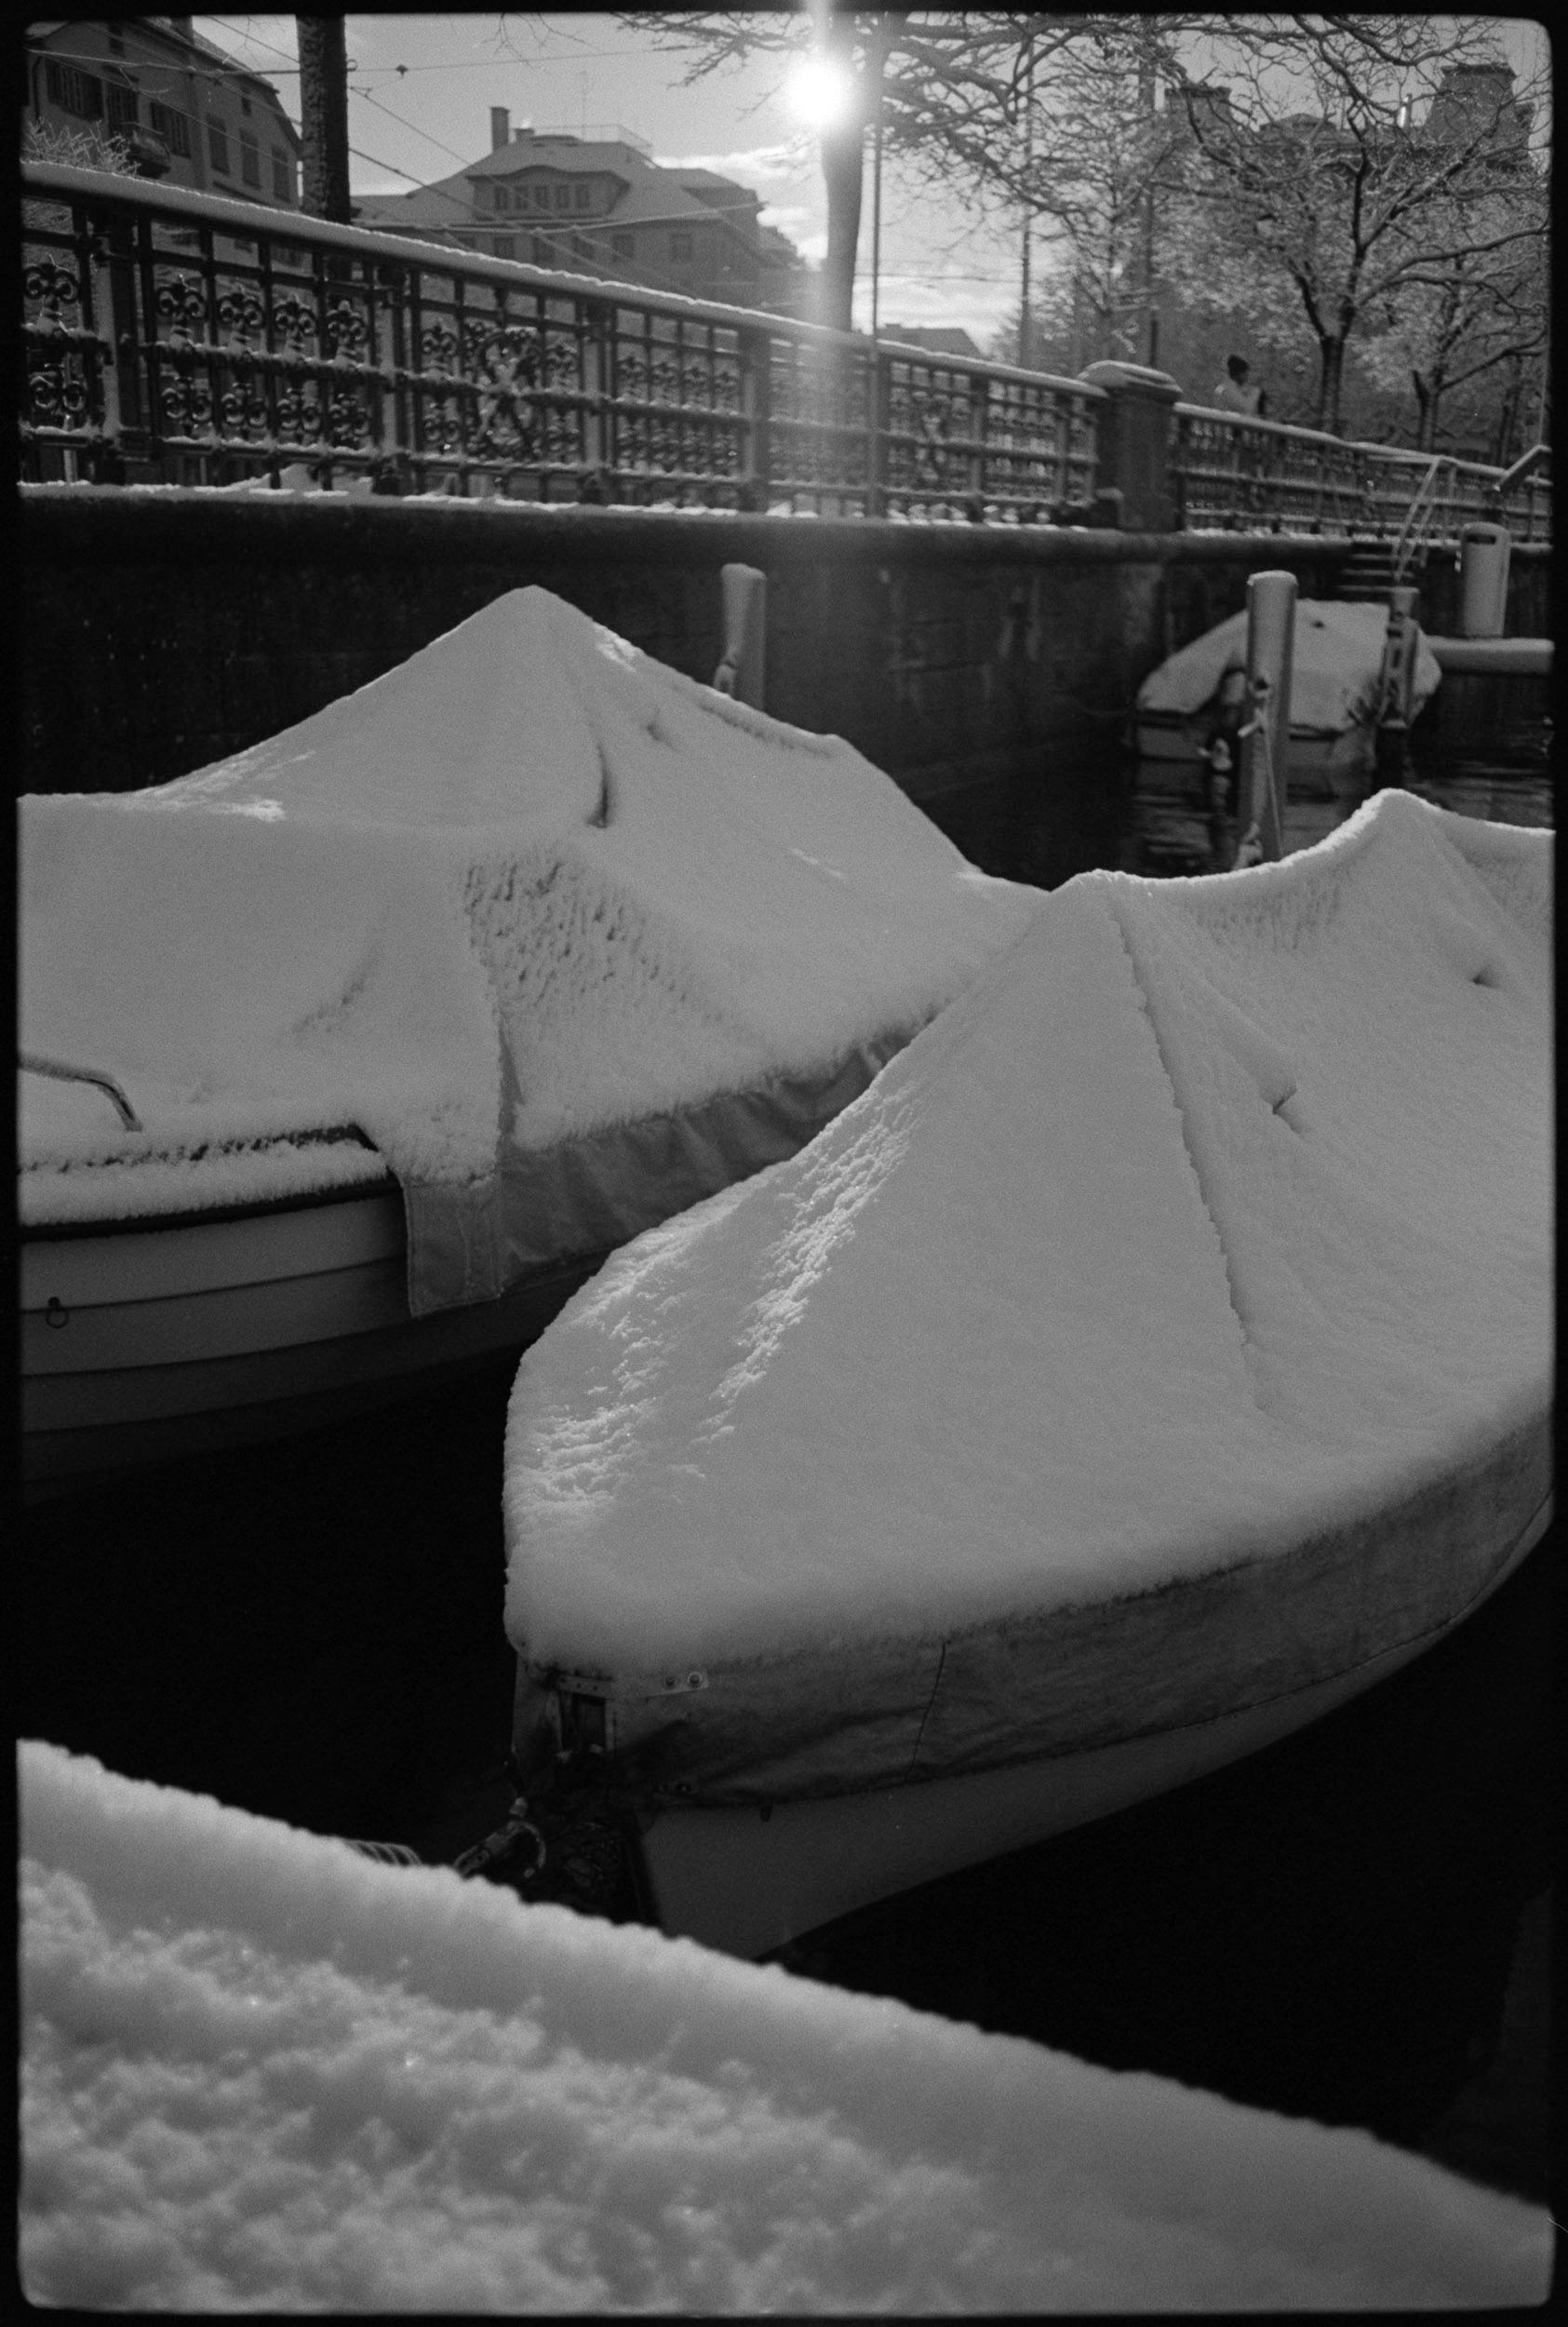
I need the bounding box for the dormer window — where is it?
[533,184,551,210]
[554,184,570,209]
[573,182,590,209]
[494,184,509,210]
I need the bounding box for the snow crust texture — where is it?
[20,1741,1551,2314]
[20,587,1034,1229]
[505,792,1552,1674]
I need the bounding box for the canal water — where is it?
[19,749,1553,2212]
[1125,681,1551,877]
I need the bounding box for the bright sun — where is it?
[784,53,857,130]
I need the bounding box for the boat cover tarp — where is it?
[19,589,1037,1313]
[1136,599,1441,733]
[504,793,1552,1803]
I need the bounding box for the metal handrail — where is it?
[20,1051,142,1131]
[1495,442,1551,496]
[20,159,1103,522]
[1389,455,1449,581]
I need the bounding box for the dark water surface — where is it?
[18,1365,1554,2209]
[1127,699,1552,878]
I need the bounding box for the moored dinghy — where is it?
[20,587,1037,1488]
[503,791,1552,1957]
[1135,598,1443,791]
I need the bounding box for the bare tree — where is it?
[1168,20,1548,432]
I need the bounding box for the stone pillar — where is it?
[1078,359,1182,532]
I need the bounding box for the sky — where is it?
[194,13,1549,355]
[192,11,1064,347]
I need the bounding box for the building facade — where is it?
[23,18,301,207]
[354,111,810,316]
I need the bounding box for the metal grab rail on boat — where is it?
[20,1051,142,1132]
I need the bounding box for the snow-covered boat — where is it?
[20,589,1037,1491]
[1135,599,1442,793]
[501,791,1552,1958]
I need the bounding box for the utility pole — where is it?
[1138,27,1159,369]
[297,16,351,222]
[1018,34,1034,368]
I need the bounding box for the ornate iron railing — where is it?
[22,164,1549,543]
[1172,404,1550,545]
[20,162,1102,520]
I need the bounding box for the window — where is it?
[240,94,251,116]
[106,82,139,130]
[107,28,125,54]
[45,60,103,119]
[572,233,590,257]
[271,149,292,201]
[554,183,570,209]
[150,101,192,156]
[611,232,634,260]
[493,184,509,210]
[532,184,551,210]
[573,182,590,209]
[671,231,693,262]
[208,119,230,172]
[494,236,515,261]
[239,128,261,187]
[532,235,550,265]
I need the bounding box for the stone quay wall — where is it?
[20,488,1546,886]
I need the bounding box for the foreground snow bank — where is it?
[20,1742,1550,2314]
[506,793,1550,1696]
[20,588,1034,1308]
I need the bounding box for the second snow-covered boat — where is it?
[501,791,1553,1957]
[20,587,1037,1490]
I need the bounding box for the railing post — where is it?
[581,299,610,480]
[1076,359,1182,529]
[740,323,771,511]
[866,340,887,518]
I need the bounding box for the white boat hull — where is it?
[1134,713,1374,796]
[20,1184,603,1492]
[632,1486,1551,1961]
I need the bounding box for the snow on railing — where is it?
[20,161,1101,522]
[21,163,1549,543]
[1172,403,1549,545]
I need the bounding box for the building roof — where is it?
[358,128,766,244]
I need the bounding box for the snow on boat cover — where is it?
[1135,598,1442,736]
[19,588,1035,1313]
[504,791,1551,1802]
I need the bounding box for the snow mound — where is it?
[20,588,1036,1305]
[1137,599,1441,733]
[505,790,1551,1676]
[20,1741,1551,2314]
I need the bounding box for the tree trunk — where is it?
[1316,337,1347,434]
[816,14,864,333]
[298,16,351,224]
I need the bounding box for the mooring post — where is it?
[712,564,767,711]
[1374,584,1422,786]
[1236,570,1294,866]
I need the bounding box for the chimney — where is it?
[490,106,510,152]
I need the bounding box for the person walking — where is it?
[1212,354,1266,417]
